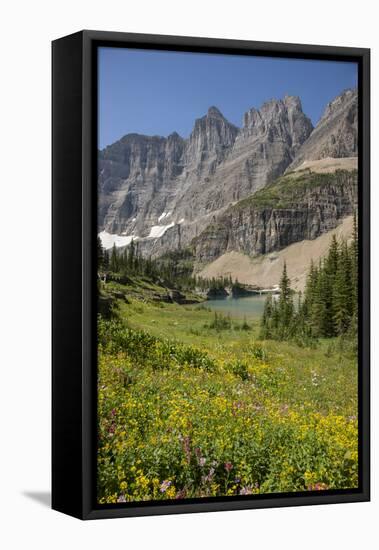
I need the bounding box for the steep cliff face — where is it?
[193,170,358,265]
[98,132,185,235]
[198,216,355,292]
[99,88,358,267]
[288,89,358,170]
[98,95,313,239]
[237,95,313,153]
[183,106,239,175]
[170,96,314,226]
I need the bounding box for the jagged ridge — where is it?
[98,95,314,238]
[288,89,358,170]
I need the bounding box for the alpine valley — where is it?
[98,88,358,290]
[97,85,360,504]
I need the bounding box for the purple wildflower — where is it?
[108,423,115,435]
[160,480,172,493]
[201,467,215,485]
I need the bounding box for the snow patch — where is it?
[178,218,185,224]
[158,212,167,222]
[158,211,171,222]
[99,231,137,250]
[147,223,174,239]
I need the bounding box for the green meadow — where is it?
[97,277,358,503]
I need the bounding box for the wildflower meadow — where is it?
[97,298,358,503]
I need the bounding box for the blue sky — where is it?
[98,47,358,150]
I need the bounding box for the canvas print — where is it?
[96,47,359,505]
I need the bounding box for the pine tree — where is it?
[295,291,305,335]
[259,226,359,343]
[271,298,280,331]
[333,241,352,334]
[325,235,339,276]
[302,260,317,323]
[260,293,273,339]
[322,237,339,337]
[277,262,294,338]
[128,239,135,271]
[350,211,359,327]
[312,265,329,336]
[121,248,128,273]
[103,249,109,270]
[110,244,119,273]
[97,236,104,270]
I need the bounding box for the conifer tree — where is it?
[97,236,104,270]
[110,244,119,273]
[277,262,294,338]
[259,227,359,343]
[326,235,339,276]
[128,239,135,271]
[350,211,359,326]
[295,291,306,335]
[103,249,109,270]
[260,293,273,339]
[313,265,329,336]
[121,248,128,273]
[333,241,353,334]
[302,260,317,324]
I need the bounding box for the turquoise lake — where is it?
[205,295,270,319]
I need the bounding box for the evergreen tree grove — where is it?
[97,240,234,293]
[260,223,358,343]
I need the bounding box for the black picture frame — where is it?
[52,30,370,520]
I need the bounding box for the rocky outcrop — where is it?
[98,132,185,235]
[207,287,229,298]
[193,170,358,265]
[98,96,313,239]
[288,89,358,170]
[169,96,314,227]
[198,217,355,292]
[98,88,358,268]
[183,106,238,175]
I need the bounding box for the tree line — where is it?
[97,238,233,292]
[260,215,358,342]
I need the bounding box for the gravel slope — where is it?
[199,216,353,291]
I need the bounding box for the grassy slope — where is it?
[232,168,357,211]
[195,169,357,253]
[118,297,357,415]
[102,275,203,304]
[98,283,358,503]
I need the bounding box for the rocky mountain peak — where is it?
[167,131,182,140]
[98,89,353,247]
[320,88,357,122]
[239,96,313,152]
[184,107,239,171]
[283,95,302,109]
[288,88,358,169]
[207,105,225,118]
[192,106,236,131]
